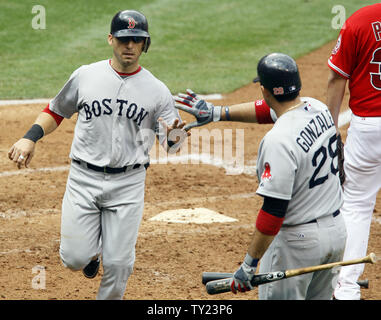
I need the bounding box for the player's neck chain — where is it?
[284,101,304,114]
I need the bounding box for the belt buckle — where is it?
[103,166,107,173]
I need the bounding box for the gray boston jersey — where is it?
[49,59,180,167]
[256,97,343,225]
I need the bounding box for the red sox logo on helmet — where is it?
[128,17,136,29]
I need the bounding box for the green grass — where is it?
[0,0,377,98]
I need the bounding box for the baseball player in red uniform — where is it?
[327,3,381,300]
[8,10,189,300]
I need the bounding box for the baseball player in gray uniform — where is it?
[8,10,189,300]
[175,53,347,299]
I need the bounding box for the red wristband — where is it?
[255,99,274,124]
[42,104,64,126]
[256,208,284,236]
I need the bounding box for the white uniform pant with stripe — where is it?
[334,114,381,300]
[59,161,146,300]
[259,213,346,300]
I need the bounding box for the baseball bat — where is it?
[205,252,377,295]
[202,272,369,289]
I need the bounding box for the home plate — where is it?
[149,208,238,224]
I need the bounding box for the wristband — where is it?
[255,99,276,123]
[244,253,259,268]
[224,107,231,121]
[213,106,222,122]
[23,124,44,143]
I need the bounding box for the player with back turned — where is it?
[175,53,347,299]
[8,10,189,300]
[327,3,381,300]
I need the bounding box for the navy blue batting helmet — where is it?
[110,10,151,52]
[253,53,301,97]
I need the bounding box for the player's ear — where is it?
[107,34,113,46]
[260,86,268,98]
[261,86,274,105]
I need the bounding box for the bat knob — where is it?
[369,252,377,264]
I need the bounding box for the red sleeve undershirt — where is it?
[42,104,64,126]
[254,99,274,124]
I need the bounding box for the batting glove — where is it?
[230,253,258,294]
[174,89,221,131]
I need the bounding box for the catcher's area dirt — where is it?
[1,40,380,300]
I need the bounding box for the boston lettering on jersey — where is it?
[296,109,335,153]
[79,99,149,125]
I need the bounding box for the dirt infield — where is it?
[0,40,380,300]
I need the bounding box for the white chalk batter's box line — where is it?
[0,208,61,219]
[0,165,69,177]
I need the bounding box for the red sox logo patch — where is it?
[261,162,272,181]
[128,17,136,29]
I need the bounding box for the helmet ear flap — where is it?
[143,37,151,53]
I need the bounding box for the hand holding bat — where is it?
[203,252,377,295]
[202,272,370,289]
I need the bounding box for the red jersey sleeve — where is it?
[327,4,381,116]
[328,21,356,79]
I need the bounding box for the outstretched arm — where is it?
[175,89,275,130]
[8,107,62,169]
[220,100,275,123]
